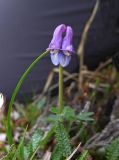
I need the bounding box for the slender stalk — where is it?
[31,65,64,159]
[58,65,64,113]
[7,51,49,144]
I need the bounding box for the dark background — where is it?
[0,0,119,100]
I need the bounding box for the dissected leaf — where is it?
[51,145,63,160]
[77,112,94,122]
[55,122,72,157]
[61,106,75,121]
[106,138,119,160]
[36,97,46,110]
[78,150,89,160]
[24,129,43,159]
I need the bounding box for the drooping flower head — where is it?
[47,24,74,67]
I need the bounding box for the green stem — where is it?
[7,51,49,144]
[59,65,63,113]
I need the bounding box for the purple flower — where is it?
[59,26,74,67]
[47,24,74,67]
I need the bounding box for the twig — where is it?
[94,58,112,72]
[48,73,78,93]
[35,68,78,101]
[77,0,100,89]
[42,71,54,95]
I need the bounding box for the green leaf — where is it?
[106,138,119,160]
[55,122,72,157]
[61,106,75,121]
[3,145,16,160]
[50,106,59,114]
[77,112,94,122]
[12,127,28,160]
[45,114,62,123]
[51,145,63,160]
[24,129,44,160]
[47,106,75,124]
[78,150,89,160]
[36,97,46,110]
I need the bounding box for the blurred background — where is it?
[0,0,119,100]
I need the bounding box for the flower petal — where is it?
[47,24,66,51]
[59,53,71,67]
[62,26,74,54]
[50,53,59,66]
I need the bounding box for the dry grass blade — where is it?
[66,143,81,160]
[43,150,51,160]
